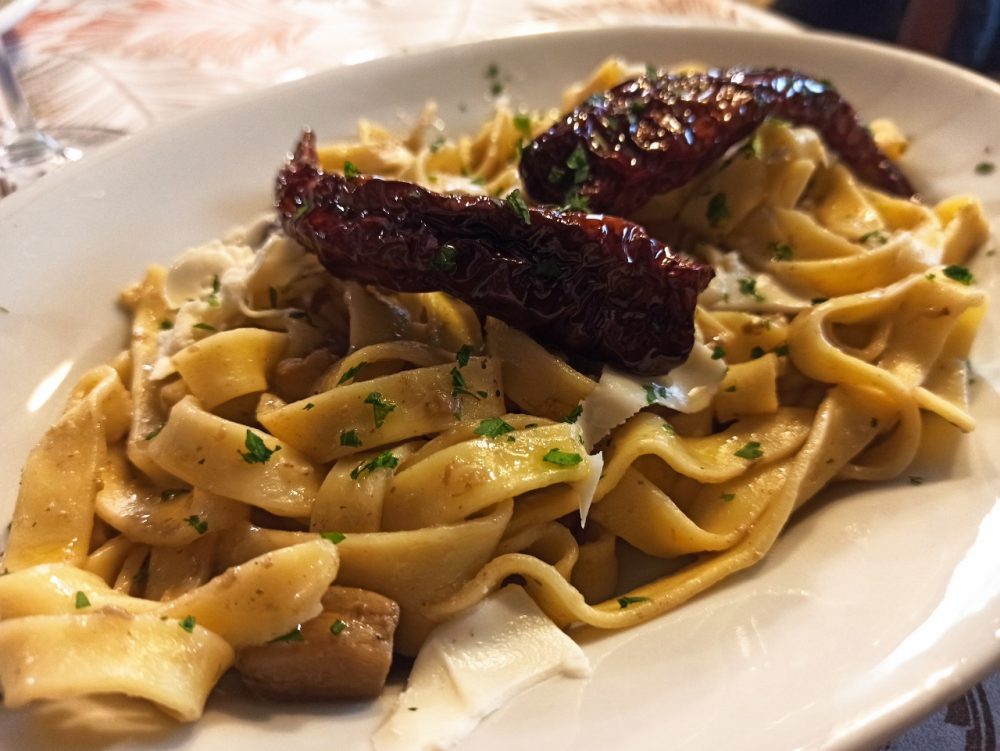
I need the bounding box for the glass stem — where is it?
[0,38,62,163]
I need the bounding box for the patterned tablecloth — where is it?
[1,1,997,749]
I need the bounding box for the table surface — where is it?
[1,1,998,749]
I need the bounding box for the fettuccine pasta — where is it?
[0,57,989,735]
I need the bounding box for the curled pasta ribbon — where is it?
[0,540,339,719]
[5,365,131,572]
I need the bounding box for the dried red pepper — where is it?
[519,68,915,216]
[275,131,713,375]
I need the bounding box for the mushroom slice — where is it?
[235,585,400,700]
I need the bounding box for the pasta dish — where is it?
[0,57,989,747]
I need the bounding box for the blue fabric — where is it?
[882,677,998,750]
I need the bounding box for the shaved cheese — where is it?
[700,247,812,313]
[570,451,604,527]
[373,585,589,751]
[580,338,725,449]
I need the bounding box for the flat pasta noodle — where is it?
[0,55,990,733]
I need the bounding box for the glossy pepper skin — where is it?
[275,131,714,375]
[519,68,915,216]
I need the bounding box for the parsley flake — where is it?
[343,161,361,178]
[456,344,473,367]
[725,385,737,392]
[909,475,925,485]
[566,145,590,184]
[734,441,764,460]
[239,430,281,464]
[750,346,766,359]
[513,113,532,138]
[943,265,974,285]
[159,319,174,330]
[711,345,726,360]
[145,428,162,441]
[720,493,736,502]
[74,591,91,609]
[738,277,764,301]
[364,392,397,428]
[430,244,459,273]
[474,417,516,438]
[561,189,590,212]
[643,382,668,404]
[192,322,217,332]
[337,362,367,385]
[185,515,208,534]
[271,627,305,643]
[179,615,196,633]
[303,402,315,411]
[330,619,347,635]
[340,430,362,448]
[321,531,346,544]
[617,595,650,609]
[450,367,487,401]
[975,161,995,175]
[350,451,399,480]
[563,405,584,424]
[769,242,793,261]
[505,189,531,224]
[542,448,583,467]
[859,230,889,246]
[706,192,729,227]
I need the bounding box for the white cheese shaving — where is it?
[699,247,812,313]
[372,585,590,751]
[570,450,604,527]
[580,338,725,449]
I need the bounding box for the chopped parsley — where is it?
[159,319,174,330]
[337,362,367,385]
[871,417,880,428]
[343,161,361,178]
[74,591,91,609]
[561,189,590,212]
[563,405,584,424]
[542,448,583,467]
[350,450,399,480]
[566,145,589,184]
[769,242,793,261]
[330,619,347,635]
[303,402,315,411]
[192,322,217,332]
[975,161,995,175]
[617,595,650,609]
[738,277,764,301]
[513,113,533,138]
[943,264,974,285]
[340,430,362,448]
[909,475,925,485]
[428,136,446,153]
[662,422,676,436]
[734,441,764,460]
[706,192,729,227]
[643,382,668,404]
[720,493,736,502]
[364,392,397,429]
[505,189,531,224]
[456,344,473,367]
[206,275,221,307]
[750,346,766,359]
[859,230,889,246]
[271,627,305,643]
[293,201,311,220]
[711,345,726,360]
[429,244,459,273]
[811,297,829,305]
[548,166,567,184]
[179,615,196,633]
[238,430,281,464]
[145,428,162,441]
[474,417,516,438]
[321,531,346,544]
[773,344,789,357]
[450,367,488,400]
[185,515,208,535]
[725,385,737,392]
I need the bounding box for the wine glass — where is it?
[0,0,121,195]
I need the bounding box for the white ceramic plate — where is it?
[1,26,999,751]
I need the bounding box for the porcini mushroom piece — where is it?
[235,585,400,701]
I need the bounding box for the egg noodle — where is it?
[0,59,989,727]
